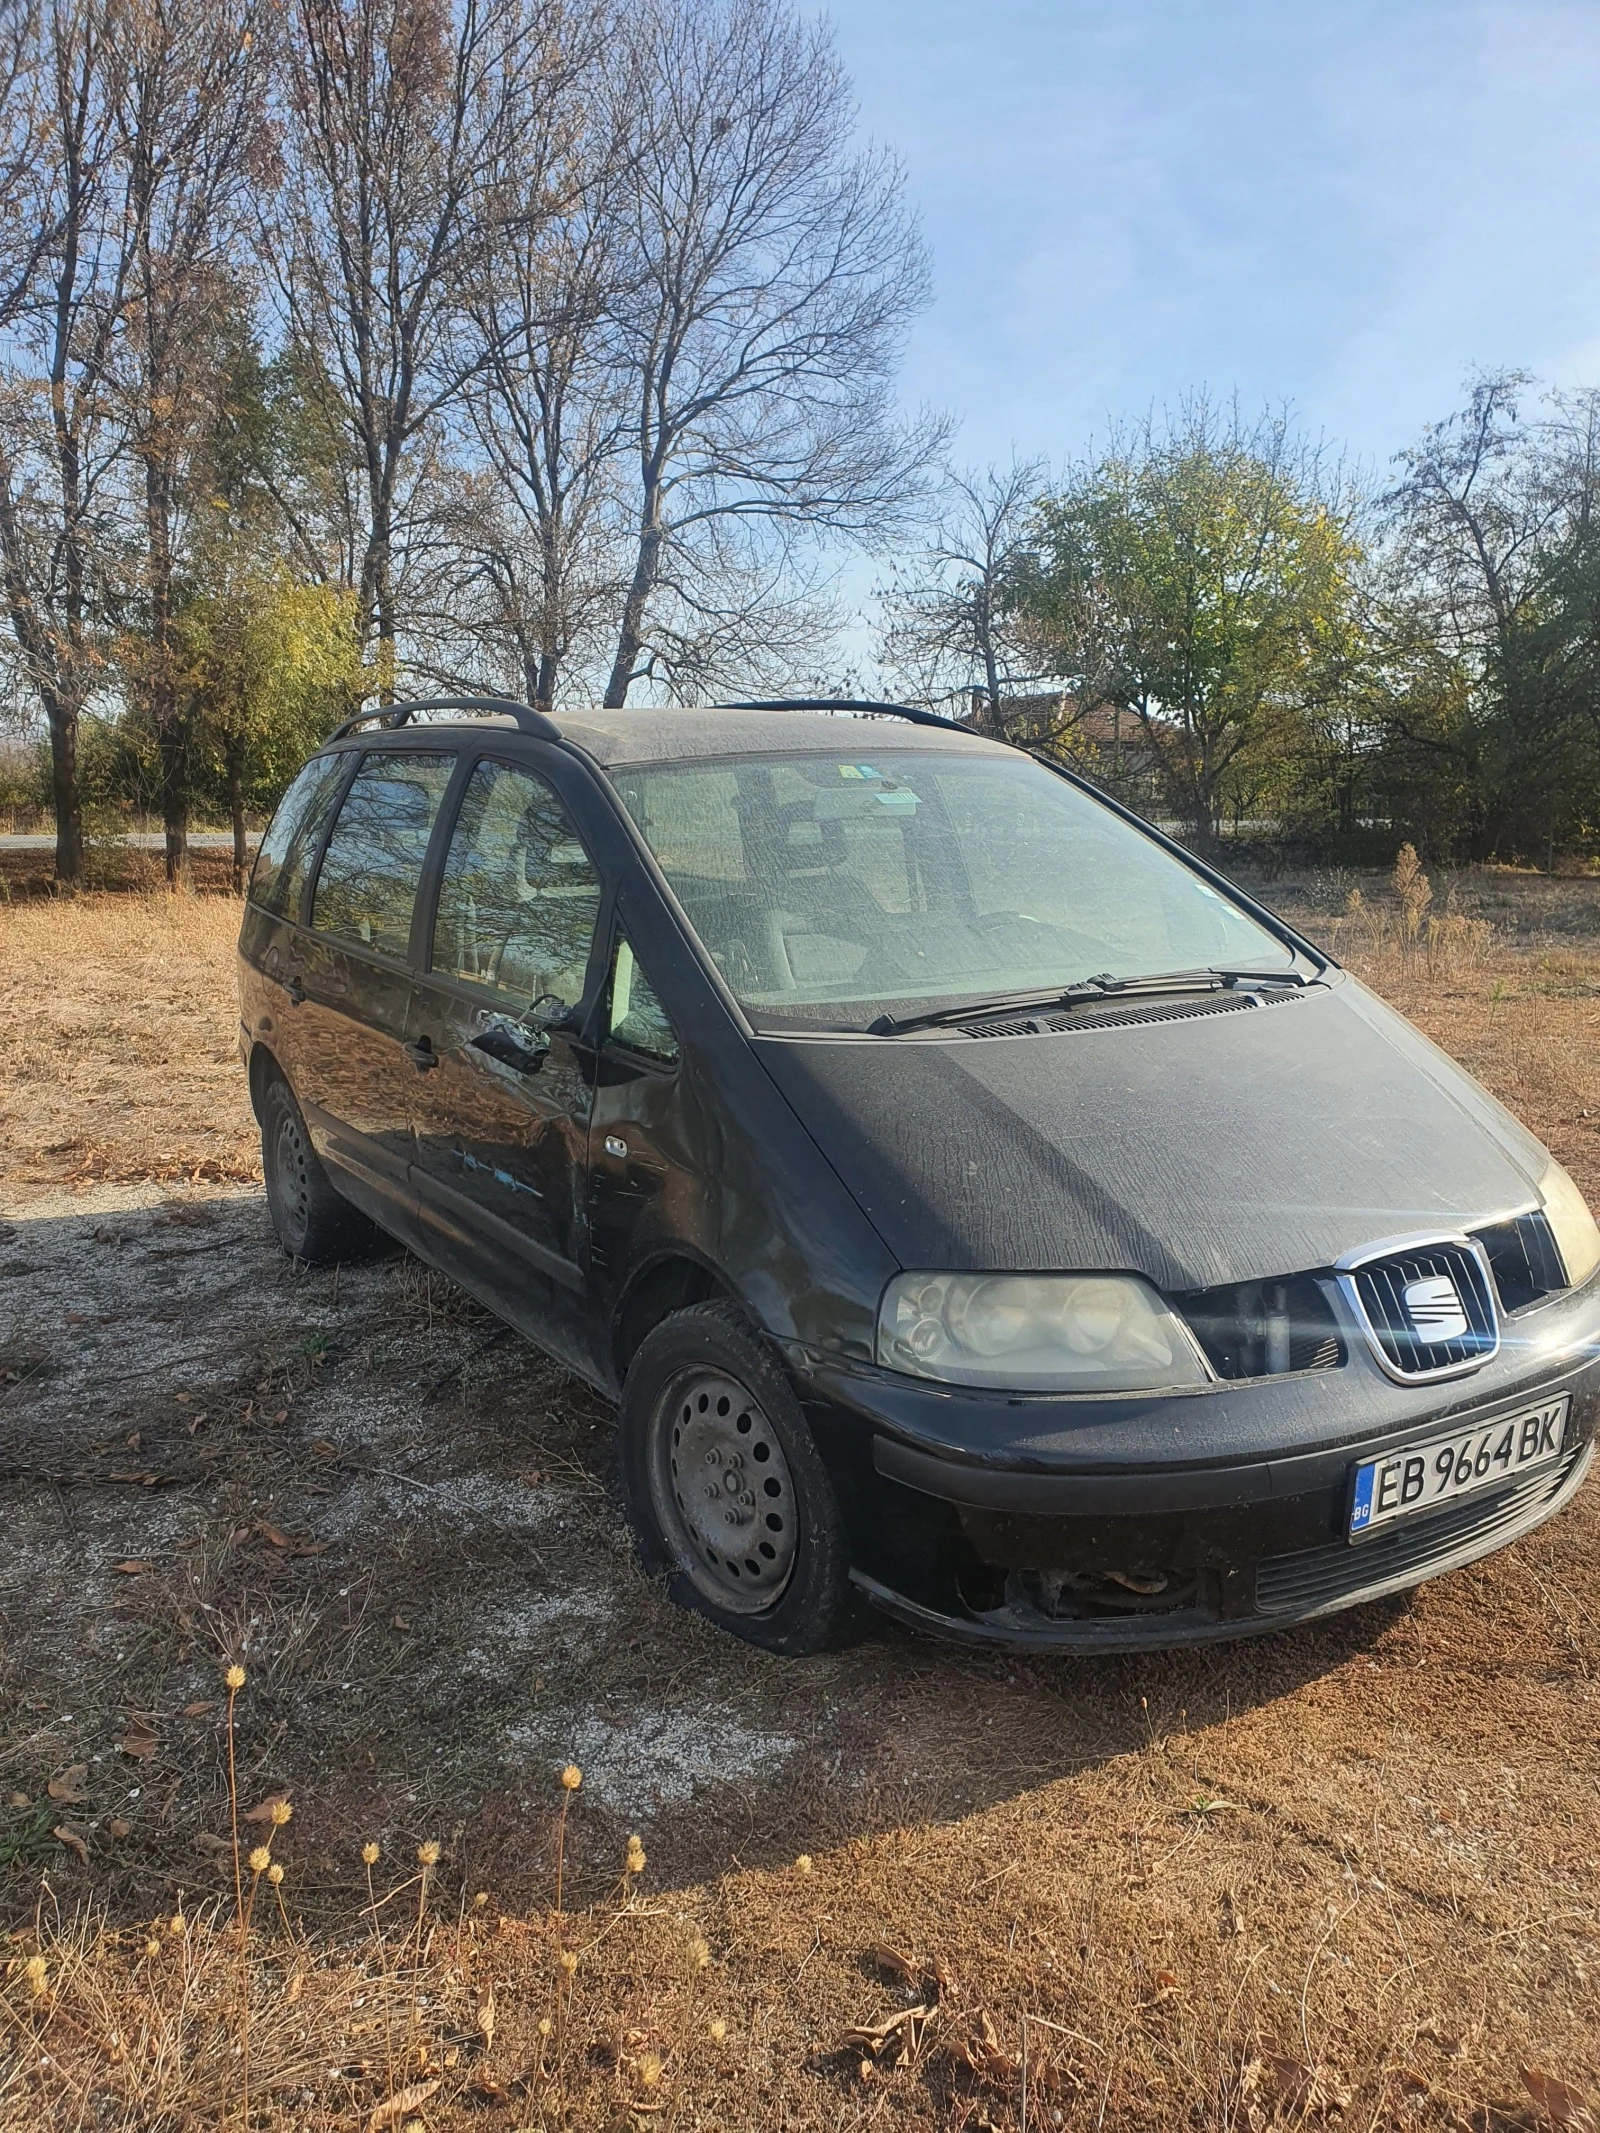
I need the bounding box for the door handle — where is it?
[283,973,307,1006]
[404,1037,440,1072]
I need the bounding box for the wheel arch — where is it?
[246,1039,286,1124]
[610,1250,735,1386]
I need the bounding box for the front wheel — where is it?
[617,1302,864,1654]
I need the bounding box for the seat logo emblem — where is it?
[1402,1273,1469,1342]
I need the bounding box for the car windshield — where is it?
[609,746,1296,1031]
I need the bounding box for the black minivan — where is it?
[238,697,1600,1654]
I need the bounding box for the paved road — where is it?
[0,831,256,850]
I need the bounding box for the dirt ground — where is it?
[1,867,1598,2130]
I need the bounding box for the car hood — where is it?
[752,977,1550,1292]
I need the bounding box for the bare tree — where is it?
[600,0,939,706]
[877,456,1045,729]
[0,1,56,328]
[115,0,271,882]
[1382,371,1600,857]
[270,0,558,689]
[0,0,128,884]
[448,16,634,708]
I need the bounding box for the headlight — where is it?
[1540,1157,1600,1288]
[876,1272,1212,1391]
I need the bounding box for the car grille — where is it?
[958,990,1303,1039]
[1175,1272,1343,1379]
[1255,1441,1588,1615]
[1473,1208,1567,1312]
[1344,1241,1498,1380]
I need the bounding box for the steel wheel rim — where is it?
[271,1105,311,1251]
[647,1367,798,1613]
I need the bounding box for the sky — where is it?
[827,0,1600,486]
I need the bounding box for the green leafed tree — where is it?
[1014,402,1367,848]
[179,574,362,889]
[157,323,363,887]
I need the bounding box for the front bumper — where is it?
[789,1277,1600,1650]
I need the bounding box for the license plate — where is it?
[1349,1395,1569,1538]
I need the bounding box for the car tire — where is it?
[617,1301,865,1655]
[260,1071,384,1265]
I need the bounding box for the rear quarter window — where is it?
[248,754,349,920]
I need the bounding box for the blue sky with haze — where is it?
[828,0,1600,483]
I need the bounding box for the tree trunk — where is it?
[364,456,398,703]
[604,510,663,709]
[980,614,1002,736]
[49,701,84,887]
[141,442,191,887]
[159,719,191,888]
[0,458,84,885]
[226,741,247,894]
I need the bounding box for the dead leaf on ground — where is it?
[192,1831,232,1856]
[869,1941,921,1987]
[1521,2067,1597,2130]
[256,1521,329,1556]
[476,1981,496,2049]
[181,1700,216,1717]
[366,2077,441,2129]
[842,2003,929,2066]
[53,1823,90,1865]
[113,1559,154,1575]
[47,1764,88,1804]
[958,2008,1015,2083]
[120,1714,158,1759]
[1240,2054,1352,2125]
[245,1792,291,1824]
[108,1818,130,1840]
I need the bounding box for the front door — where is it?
[407,754,606,1377]
[292,748,457,1235]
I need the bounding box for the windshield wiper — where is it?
[866,966,1304,1037]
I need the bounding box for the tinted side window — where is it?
[311,751,456,957]
[432,760,602,1010]
[608,938,677,1062]
[249,754,348,919]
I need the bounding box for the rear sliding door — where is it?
[292,749,456,1233]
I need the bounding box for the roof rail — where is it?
[327,695,561,743]
[717,696,970,734]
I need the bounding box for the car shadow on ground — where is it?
[0,1188,1415,1926]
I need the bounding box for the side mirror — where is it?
[470,1012,551,1076]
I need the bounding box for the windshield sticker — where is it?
[838,764,883,779]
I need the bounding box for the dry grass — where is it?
[1,871,1598,2131]
[0,890,258,1190]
